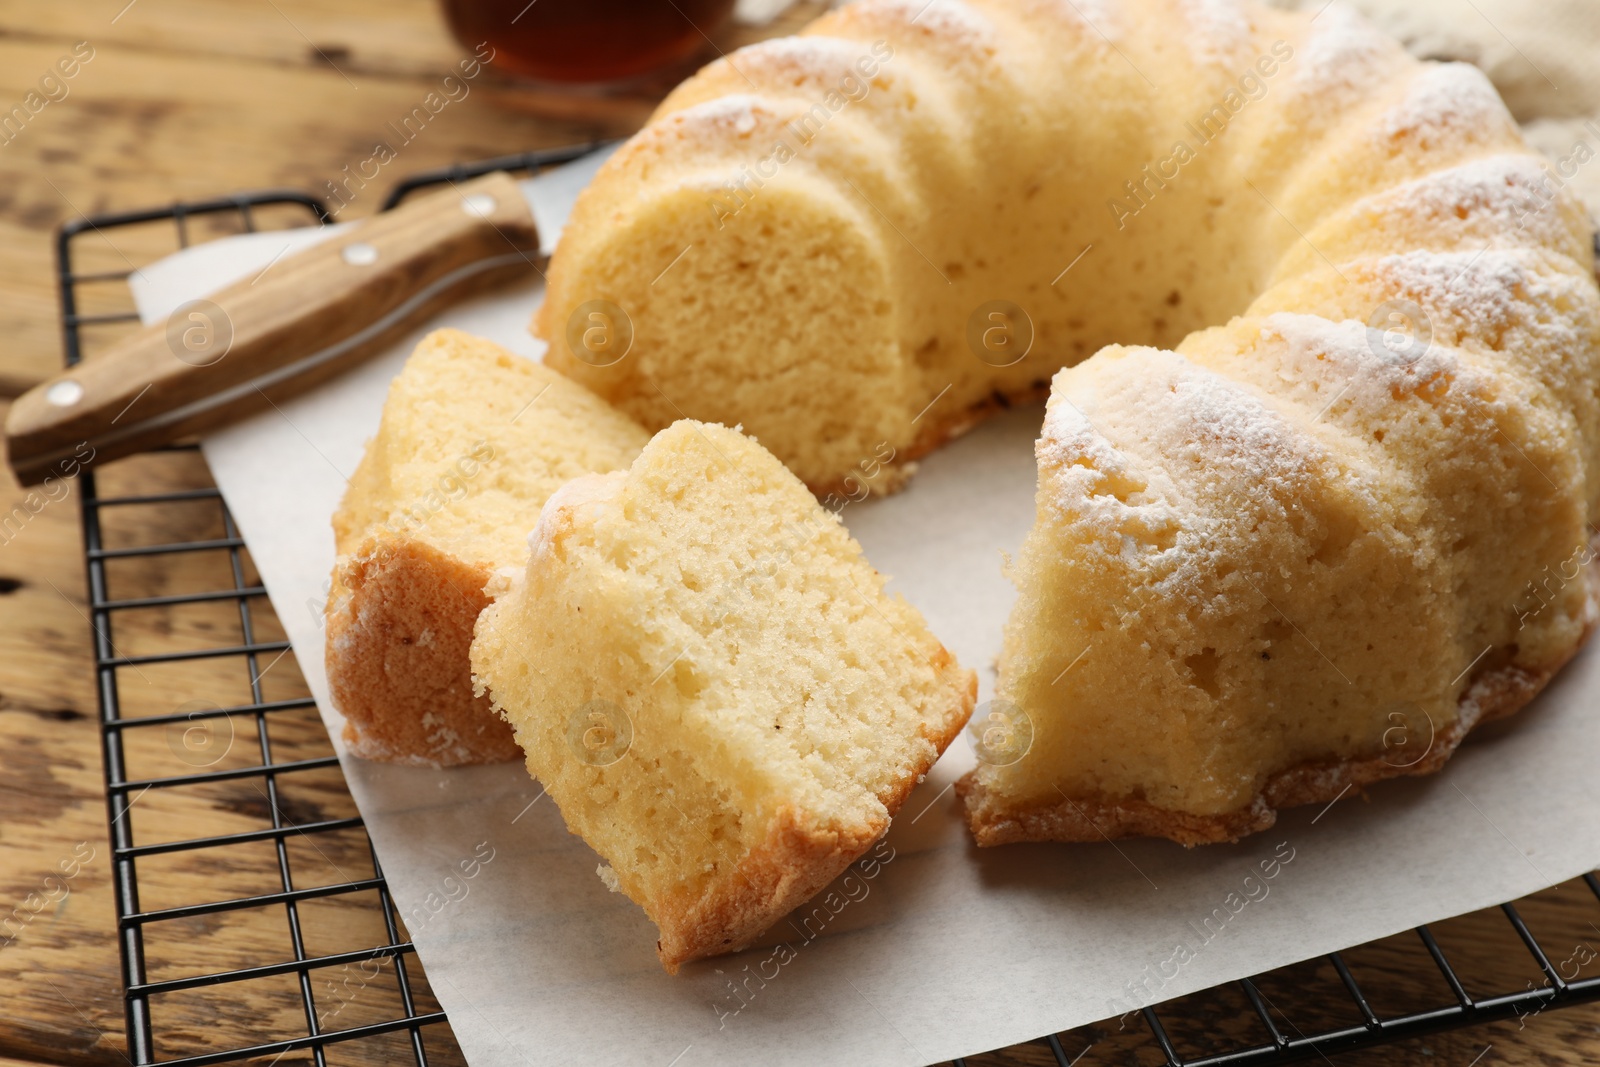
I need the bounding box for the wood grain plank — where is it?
[0,403,463,1066]
[5,0,465,80]
[3,1,1599,1064]
[3,1,829,95]
[1,397,132,1067]
[0,33,601,396]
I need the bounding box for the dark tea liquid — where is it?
[443,0,738,84]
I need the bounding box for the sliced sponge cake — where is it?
[326,329,649,766]
[469,420,974,970]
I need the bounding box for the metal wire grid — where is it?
[62,190,454,1067]
[57,148,1600,1067]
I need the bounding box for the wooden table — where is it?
[1,3,1597,1065]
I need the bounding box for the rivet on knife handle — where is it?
[5,170,540,487]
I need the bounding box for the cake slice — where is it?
[470,420,974,971]
[326,329,649,766]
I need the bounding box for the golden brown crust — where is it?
[958,782,1275,847]
[657,807,886,973]
[905,380,1055,463]
[657,661,975,971]
[877,658,979,820]
[960,568,1599,847]
[804,381,1055,500]
[326,536,520,767]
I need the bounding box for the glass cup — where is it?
[442,0,739,86]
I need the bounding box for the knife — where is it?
[5,146,613,487]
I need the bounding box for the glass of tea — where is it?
[442,0,740,85]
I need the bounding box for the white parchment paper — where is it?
[126,152,1600,1067]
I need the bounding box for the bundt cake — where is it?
[468,420,974,970]
[326,329,649,766]
[533,0,1600,841]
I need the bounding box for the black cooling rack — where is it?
[59,144,1600,1066]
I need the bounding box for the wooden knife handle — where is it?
[5,170,539,486]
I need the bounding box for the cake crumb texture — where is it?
[470,420,974,969]
[326,329,649,767]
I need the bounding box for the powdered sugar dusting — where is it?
[1038,376,1117,475]
[1180,0,1255,67]
[1157,356,1311,493]
[1038,0,1122,41]
[419,711,469,764]
[1289,4,1393,107]
[1037,369,1184,552]
[1260,312,1469,420]
[1365,154,1576,251]
[1260,312,1368,364]
[1367,249,1589,384]
[858,0,997,49]
[1040,354,1315,549]
[1376,63,1511,152]
[673,94,772,139]
[1368,249,1529,339]
[742,34,881,78]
